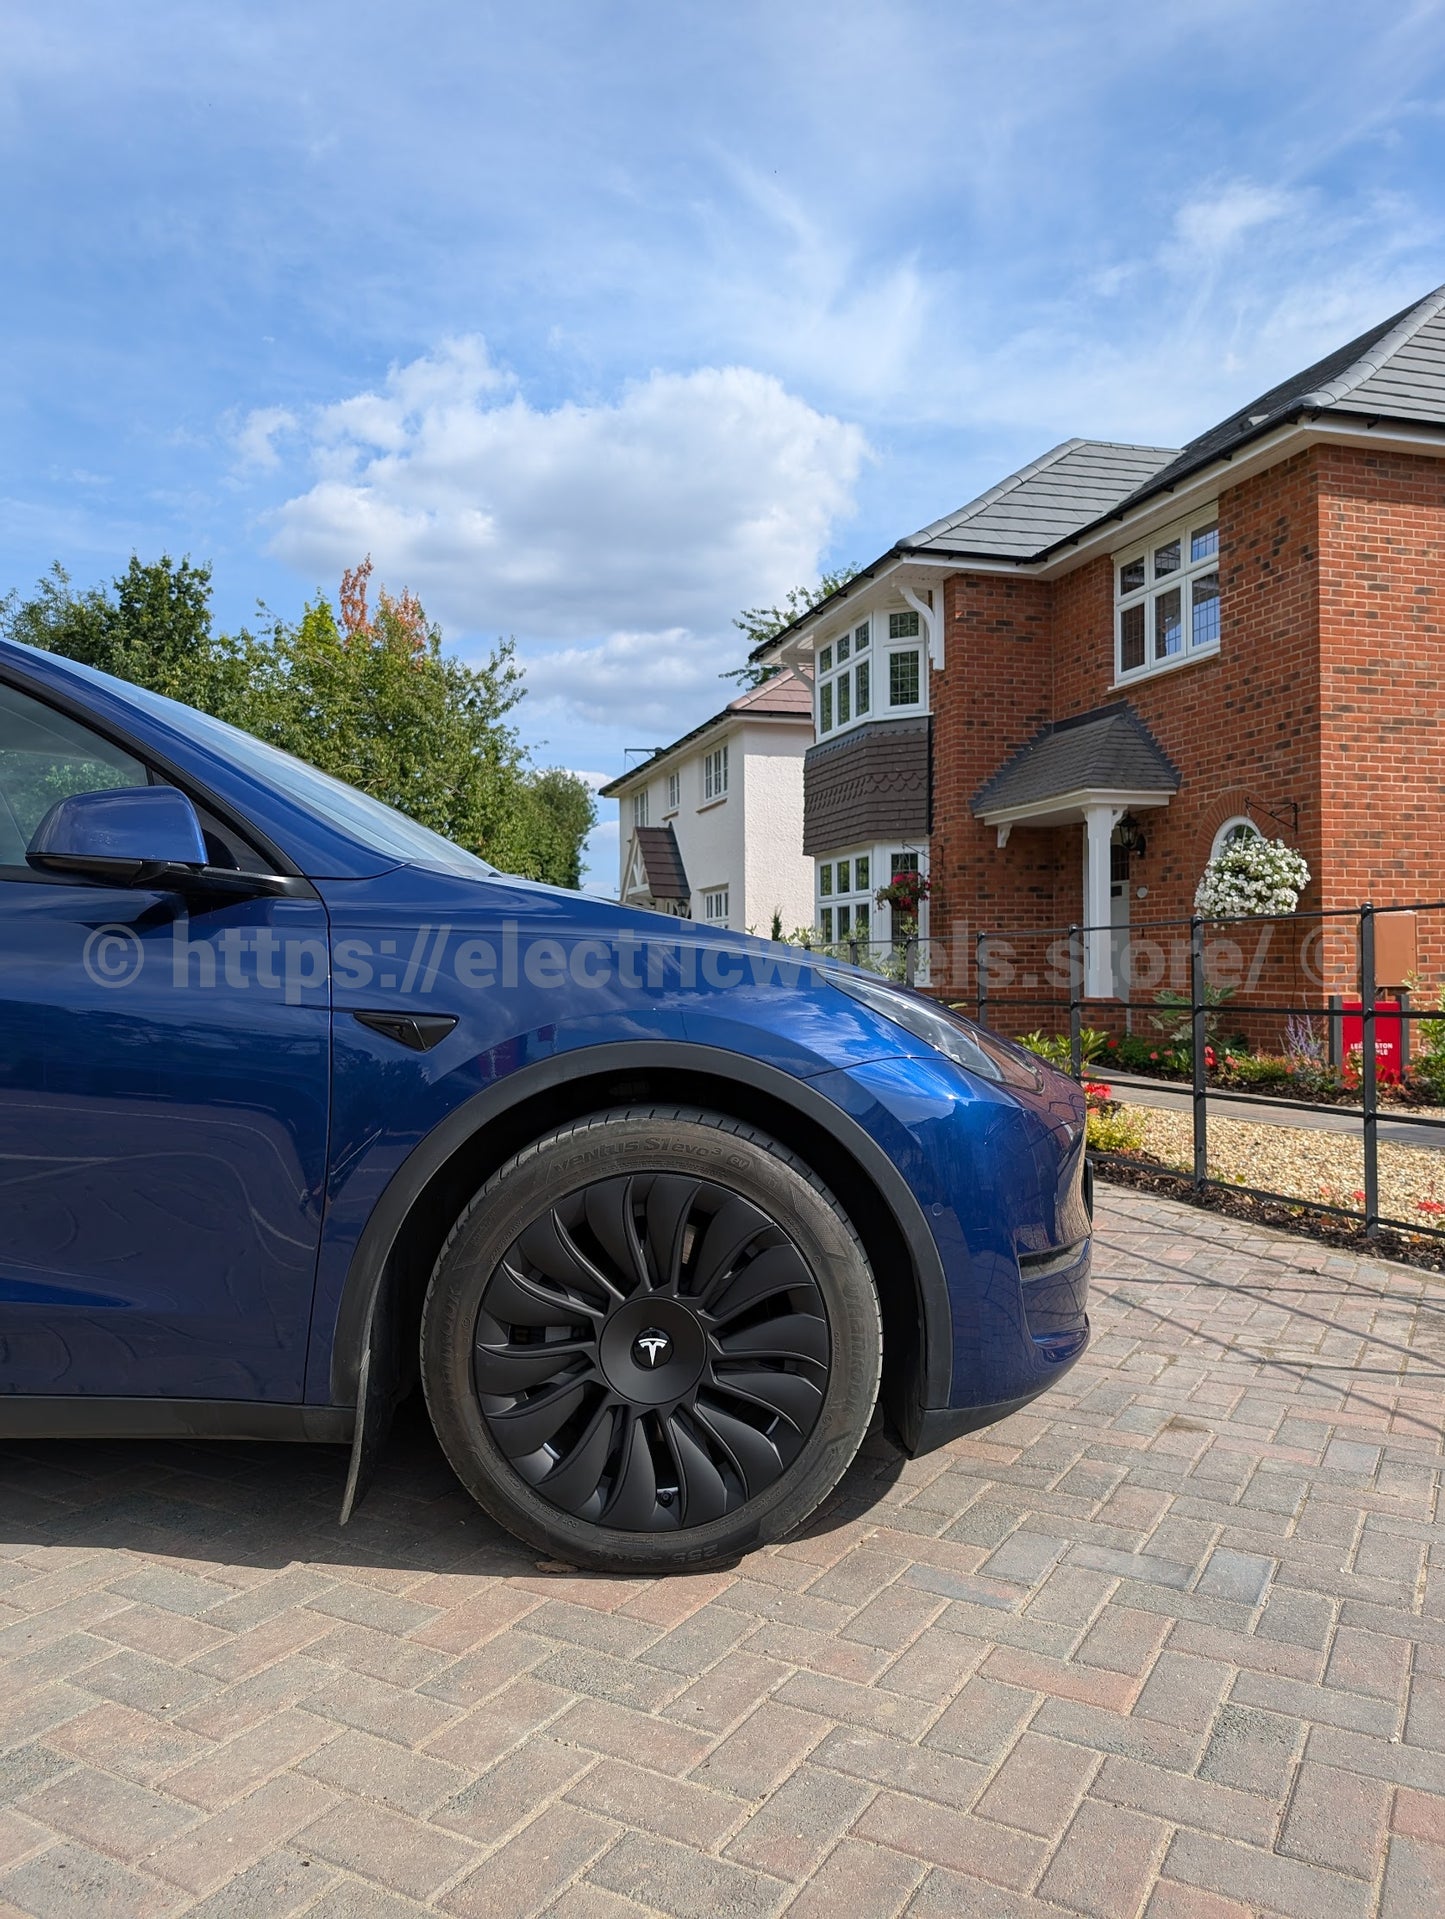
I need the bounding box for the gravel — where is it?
[1123,1103,1445,1224]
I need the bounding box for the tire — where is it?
[420,1106,882,1573]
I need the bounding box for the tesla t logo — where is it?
[634,1331,671,1368]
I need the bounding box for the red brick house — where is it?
[753,285,1445,1002]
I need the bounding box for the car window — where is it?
[0,681,149,868]
[91,672,498,878]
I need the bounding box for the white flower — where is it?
[1195,837,1309,918]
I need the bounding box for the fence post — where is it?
[848,937,859,969]
[1068,924,1083,1080]
[905,938,917,987]
[1190,914,1208,1193]
[976,931,988,1025]
[1361,902,1379,1239]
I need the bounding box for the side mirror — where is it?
[27,786,208,885]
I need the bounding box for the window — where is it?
[703,743,728,801]
[0,681,148,868]
[1211,815,1261,861]
[703,888,729,925]
[816,609,923,737]
[816,851,871,944]
[814,845,927,947]
[1116,510,1220,680]
[666,771,679,812]
[633,788,649,829]
[889,649,920,708]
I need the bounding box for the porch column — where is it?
[1083,805,1123,1000]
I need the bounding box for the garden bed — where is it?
[1105,1063,1443,1111]
[1096,1160,1445,1275]
[1096,1102,1445,1274]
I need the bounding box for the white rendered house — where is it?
[600,671,815,934]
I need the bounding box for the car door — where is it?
[0,676,331,1402]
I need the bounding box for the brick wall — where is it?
[929,440,1445,1028]
[928,573,1055,963]
[1314,444,1445,986]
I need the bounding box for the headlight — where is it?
[828,969,1043,1089]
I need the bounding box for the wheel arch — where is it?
[328,1043,953,1479]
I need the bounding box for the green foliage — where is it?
[769,908,784,942]
[723,566,861,687]
[1149,981,1235,1049]
[1112,1034,1166,1073]
[1404,980,1445,1101]
[1411,1052,1445,1103]
[2,555,595,887]
[1014,1027,1110,1070]
[1086,1106,1146,1154]
[1218,1052,1294,1088]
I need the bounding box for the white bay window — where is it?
[816,609,925,738]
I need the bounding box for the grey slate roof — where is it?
[634,825,689,901]
[971,702,1179,817]
[1089,283,1445,536]
[750,284,1445,664]
[902,440,1178,560]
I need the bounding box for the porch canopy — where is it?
[972,701,1178,995]
[624,824,691,913]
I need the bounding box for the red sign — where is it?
[1340,1000,1405,1082]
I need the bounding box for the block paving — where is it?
[0,1181,1443,1915]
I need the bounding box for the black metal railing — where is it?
[969,901,1445,1243]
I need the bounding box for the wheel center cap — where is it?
[633,1328,672,1369]
[599,1299,706,1406]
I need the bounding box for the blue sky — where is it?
[5,1,1445,887]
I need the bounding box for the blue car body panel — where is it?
[0,874,330,1398]
[0,638,1091,1451]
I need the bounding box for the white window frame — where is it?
[702,887,729,926]
[702,742,729,803]
[632,787,649,829]
[1211,815,1261,861]
[1114,506,1220,685]
[815,607,926,740]
[813,845,928,948]
[815,848,875,945]
[665,770,680,813]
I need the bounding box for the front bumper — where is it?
[827,1054,1092,1456]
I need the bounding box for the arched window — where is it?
[1211,815,1262,860]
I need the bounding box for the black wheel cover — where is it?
[471,1172,831,1532]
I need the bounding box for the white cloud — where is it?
[521,628,728,733]
[233,405,298,471]
[1170,182,1300,259]
[264,341,866,648]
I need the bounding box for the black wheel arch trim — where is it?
[0,1396,353,1444]
[327,1042,954,1432]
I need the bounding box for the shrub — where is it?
[1113,1034,1166,1073]
[1015,1026,1110,1070]
[1409,1051,1445,1104]
[1150,983,1235,1051]
[1219,1053,1294,1088]
[1086,1106,1146,1154]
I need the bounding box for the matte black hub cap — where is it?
[472,1174,831,1531]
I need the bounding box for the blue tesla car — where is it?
[0,638,1090,1571]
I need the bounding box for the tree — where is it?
[723,564,861,688]
[2,553,596,888]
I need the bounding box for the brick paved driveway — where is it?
[1,1183,1444,1919]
